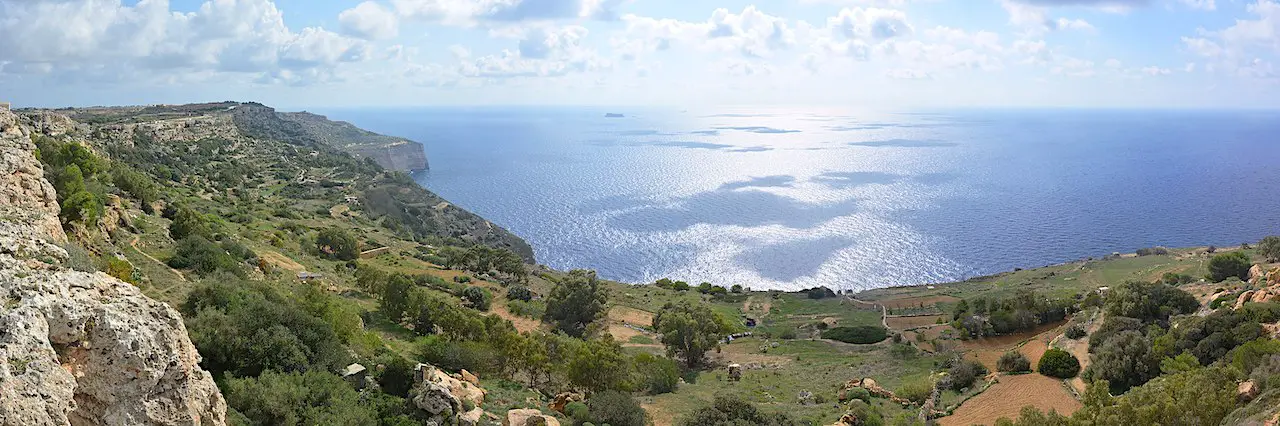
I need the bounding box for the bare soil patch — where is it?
[610,306,656,326]
[489,302,542,334]
[961,322,1064,371]
[880,295,960,309]
[258,251,305,273]
[940,374,1081,426]
[886,315,945,330]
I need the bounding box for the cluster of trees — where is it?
[821,325,889,344]
[437,245,527,282]
[951,290,1076,338]
[1079,279,1279,395]
[652,278,737,298]
[168,235,254,277]
[34,136,108,227]
[316,228,360,260]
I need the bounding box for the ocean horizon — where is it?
[314,106,1280,291]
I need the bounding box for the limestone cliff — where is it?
[280,111,429,172]
[0,109,226,425]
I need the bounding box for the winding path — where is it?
[130,236,187,282]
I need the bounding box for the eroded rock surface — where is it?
[0,109,226,426]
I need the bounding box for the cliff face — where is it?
[0,109,227,425]
[280,111,429,172]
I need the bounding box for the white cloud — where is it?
[1179,1,1280,81]
[389,0,625,26]
[1185,62,1196,72]
[827,7,913,40]
[1180,0,1216,10]
[458,25,609,79]
[1104,58,1122,68]
[0,0,370,85]
[885,68,931,79]
[340,1,400,40]
[1000,0,1094,34]
[619,6,795,59]
[1140,66,1171,75]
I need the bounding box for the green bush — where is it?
[168,236,244,277]
[316,227,359,261]
[678,394,802,426]
[585,391,646,426]
[633,353,680,395]
[842,400,884,426]
[506,285,533,302]
[997,351,1032,373]
[896,377,934,403]
[415,335,498,376]
[821,325,888,344]
[1065,324,1087,339]
[460,286,492,311]
[224,370,376,426]
[779,328,798,340]
[1208,251,1252,282]
[948,359,988,390]
[842,386,871,403]
[565,401,589,423]
[1259,235,1280,262]
[1038,348,1081,378]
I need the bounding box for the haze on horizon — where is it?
[1,0,1278,109]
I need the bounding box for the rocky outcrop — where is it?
[0,109,227,425]
[838,377,914,406]
[411,363,488,425]
[549,392,584,414]
[279,111,428,172]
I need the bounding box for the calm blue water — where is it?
[314,106,1280,291]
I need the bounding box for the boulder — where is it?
[1239,380,1260,402]
[416,363,486,407]
[504,408,561,426]
[1253,289,1275,304]
[1236,291,1256,310]
[1250,264,1265,283]
[549,391,585,414]
[458,407,485,426]
[412,363,490,425]
[460,369,481,386]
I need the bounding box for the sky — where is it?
[1,0,1278,109]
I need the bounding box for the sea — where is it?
[313,106,1280,291]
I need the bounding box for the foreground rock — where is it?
[504,408,560,426]
[411,363,489,425]
[0,109,227,425]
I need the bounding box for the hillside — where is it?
[4,101,1279,426]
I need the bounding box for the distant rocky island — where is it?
[604,113,625,118]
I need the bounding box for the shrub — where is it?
[678,394,802,426]
[1103,280,1198,321]
[1208,251,1251,282]
[843,387,871,403]
[821,325,888,344]
[585,391,646,426]
[1136,246,1169,256]
[1065,324,1087,339]
[633,353,680,395]
[543,269,608,337]
[842,400,884,426]
[507,299,545,319]
[997,351,1032,373]
[506,285,533,302]
[1038,348,1081,378]
[224,370,375,426]
[948,359,988,390]
[896,377,934,403]
[460,286,491,311]
[779,328,798,340]
[1161,272,1196,285]
[452,275,472,284]
[168,236,244,277]
[1260,236,1280,262]
[565,401,589,423]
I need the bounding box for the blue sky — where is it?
[1,0,1277,108]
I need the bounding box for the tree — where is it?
[543,269,608,337]
[460,286,491,311]
[169,206,212,240]
[505,285,532,302]
[54,164,86,201]
[1259,236,1280,263]
[730,284,744,293]
[316,228,359,261]
[379,274,413,323]
[1037,348,1081,378]
[652,301,729,368]
[60,191,103,226]
[567,336,631,392]
[997,351,1032,373]
[948,359,988,391]
[1208,251,1251,282]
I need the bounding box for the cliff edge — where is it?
[0,109,226,425]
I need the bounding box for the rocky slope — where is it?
[0,109,226,425]
[15,102,533,261]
